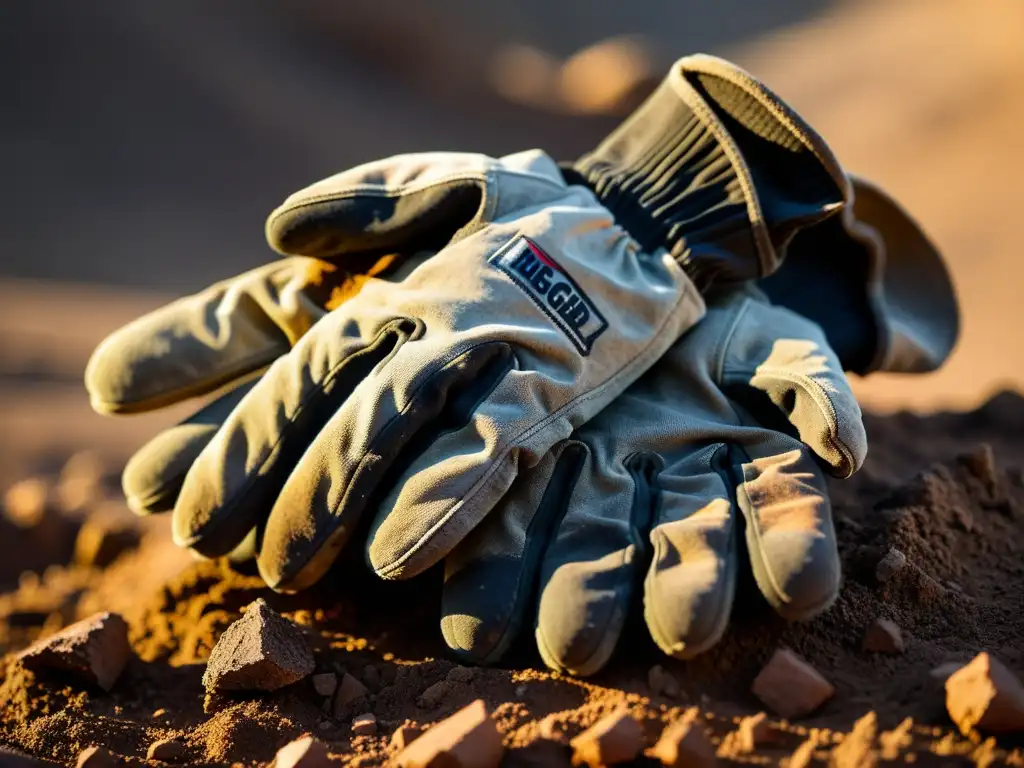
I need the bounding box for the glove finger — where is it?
[735,438,840,621]
[440,442,587,665]
[172,303,415,561]
[641,443,739,660]
[532,444,663,676]
[122,378,257,514]
[256,335,517,592]
[85,255,396,415]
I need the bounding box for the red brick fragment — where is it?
[570,708,645,767]
[18,612,130,691]
[395,699,504,768]
[945,652,1024,734]
[751,649,835,719]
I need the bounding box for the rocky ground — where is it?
[1,394,1023,766]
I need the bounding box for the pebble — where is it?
[751,649,835,719]
[311,672,337,698]
[270,735,333,768]
[202,599,314,693]
[394,699,504,768]
[945,652,1024,734]
[569,708,645,767]
[352,712,378,736]
[418,679,454,708]
[76,746,121,767]
[862,618,905,654]
[18,611,130,691]
[647,664,679,698]
[362,664,381,690]
[333,672,369,715]
[649,712,716,767]
[874,548,907,582]
[390,724,422,750]
[146,738,186,762]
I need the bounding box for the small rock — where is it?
[395,699,504,768]
[751,649,835,719]
[830,711,878,767]
[446,665,476,684]
[959,443,999,493]
[270,735,332,768]
[202,599,314,693]
[312,672,338,698]
[146,738,186,762]
[76,746,121,767]
[152,709,168,719]
[352,712,378,736]
[419,679,454,708]
[570,708,645,767]
[390,724,422,750]
[362,664,381,690]
[3,478,51,528]
[74,514,141,568]
[945,652,1024,734]
[647,664,679,698]
[18,611,130,691]
[874,548,907,583]
[737,712,778,752]
[334,672,369,715]
[863,619,905,654]
[649,712,716,767]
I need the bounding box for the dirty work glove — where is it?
[439,176,959,675]
[86,53,847,593]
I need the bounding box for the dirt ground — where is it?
[2,0,1024,765]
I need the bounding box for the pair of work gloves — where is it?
[86,55,958,676]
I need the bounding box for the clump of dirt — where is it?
[1,393,1024,765]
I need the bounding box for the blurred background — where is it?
[2,0,1023,487]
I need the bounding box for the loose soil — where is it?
[1,392,1023,766]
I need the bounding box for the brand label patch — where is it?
[490,236,608,355]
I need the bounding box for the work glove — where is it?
[437,177,959,675]
[86,55,848,592]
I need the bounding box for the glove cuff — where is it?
[568,54,848,289]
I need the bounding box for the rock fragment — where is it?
[362,664,381,689]
[418,679,454,708]
[394,699,504,768]
[649,711,716,767]
[18,611,130,691]
[334,672,369,715]
[945,652,1024,734]
[146,738,186,762]
[75,747,121,767]
[570,708,645,767]
[830,711,878,767]
[390,724,422,750]
[751,649,835,719]
[312,672,337,698]
[352,712,378,736]
[862,618,905,654]
[874,548,907,583]
[202,599,314,693]
[270,735,333,768]
[648,664,679,698]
